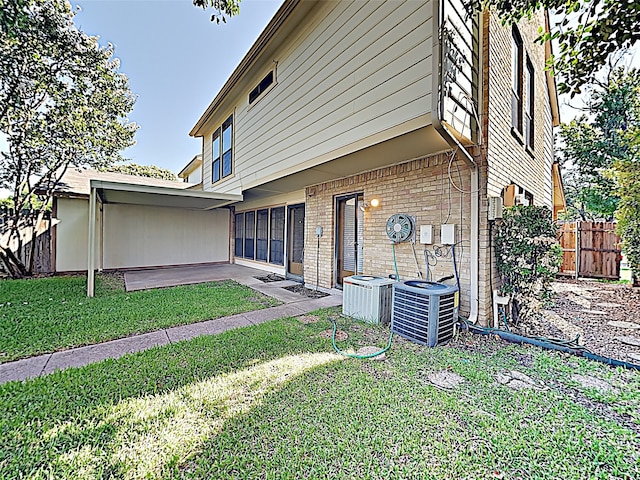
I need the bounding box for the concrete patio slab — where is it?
[165,315,253,343]
[43,331,170,374]
[124,264,265,291]
[0,355,51,383]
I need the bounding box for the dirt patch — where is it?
[297,315,320,324]
[319,329,348,341]
[283,284,328,298]
[515,279,640,364]
[255,274,285,283]
[428,371,465,389]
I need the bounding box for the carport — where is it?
[86,179,242,296]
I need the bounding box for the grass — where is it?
[0,274,279,363]
[0,308,638,479]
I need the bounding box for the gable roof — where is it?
[178,154,203,179]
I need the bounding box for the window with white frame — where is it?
[211,114,233,183]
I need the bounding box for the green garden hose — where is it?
[329,317,394,359]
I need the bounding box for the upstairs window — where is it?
[525,58,535,149]
[211,114,233,184]
[211,130,220,183]
[249,71,274,105]
[511,26,523,134]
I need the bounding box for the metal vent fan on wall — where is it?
[386,214,414,243]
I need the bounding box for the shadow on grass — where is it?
[0,314,345,479]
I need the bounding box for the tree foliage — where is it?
[558,68,640,221]
[192,0,240,23]
[0,0,137,277]
[101,163,177,181]
[479,0,640,95]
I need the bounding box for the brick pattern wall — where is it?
[305,151,474,316]
[476,9,555,325]
[485,10,554,205]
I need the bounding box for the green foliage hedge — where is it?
[494,206,563,323]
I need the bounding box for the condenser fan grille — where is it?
[386,214,414,243]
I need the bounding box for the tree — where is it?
[0,0,137,278]
[478,0,640,95]
[558,68,640,221]
[101,163,177,181]
[192,0,240,23]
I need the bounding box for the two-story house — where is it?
[190,0,559,319]
[185,0,563,324]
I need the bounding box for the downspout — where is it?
[432,0,479,324]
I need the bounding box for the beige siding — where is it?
[203,0,434,194]
[55,199,230,271]
[103,205,229,269]
[55,197,102,272]
[234,190,305,213]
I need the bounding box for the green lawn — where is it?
[0,274,279,363]
[1,308,638,479]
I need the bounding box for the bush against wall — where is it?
[615,159,640,285]
[494,206,563,323]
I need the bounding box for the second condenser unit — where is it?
[342,275,395,324]
[391,280,459,347]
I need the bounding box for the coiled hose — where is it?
[329,317,393,359]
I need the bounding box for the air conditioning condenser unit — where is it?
[391,280,458,347]
[342,275,395,324]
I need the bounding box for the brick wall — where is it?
[485,10,554,205]
[305,151,475,317]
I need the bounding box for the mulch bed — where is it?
[514,278,640,364]
[283,284,328,298]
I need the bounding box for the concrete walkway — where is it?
[0,265,342,385]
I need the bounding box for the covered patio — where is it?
[86,178,242,296]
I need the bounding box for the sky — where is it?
[72,0,284,175]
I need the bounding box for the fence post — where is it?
[575,221,580,279]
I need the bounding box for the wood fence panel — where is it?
[558,222,577,276]
[579,221,620,279]
[558,221,621,279]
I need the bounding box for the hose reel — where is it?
[385,213,415,244]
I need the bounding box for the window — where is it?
[249,71,274,104]
[270,207,285,265]
[233,206,285,266]
[525,58,534,149]
[244,211,255,260]
[222,115,233,178]
[234,213,244,258]
[211,114,233,184]
[256,209,269,262]
[212,130,220,183]
[511,26,523,134]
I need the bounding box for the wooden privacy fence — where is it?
[0,211,52,275]
[558,221,621,280]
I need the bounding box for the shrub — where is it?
[615,159,640,285]
[494,205,563,323]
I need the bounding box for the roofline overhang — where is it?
[189,0,301,137]
[178,154,203,178]
[89,179,243,209]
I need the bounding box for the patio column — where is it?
[87,185,97,297]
